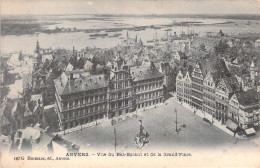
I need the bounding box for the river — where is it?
[1,15,260,55]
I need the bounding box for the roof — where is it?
[35,132,54,152]
[222,76,240,93]
[235,89,259,106]
[200,59,231,79]
[19,126,43,141]
[84,60,93,70]
[0,99,16,127]
[130,64,164,82]
[52,134,80,149]
[54,73,108,96]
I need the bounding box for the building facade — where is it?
[203,71,216,116]
[176,71,184,102]
[229,89,260,130]
[183,71,192,105]
[215,76,240,124]
[54,57,164,131]
[131,63,164,111]
[191,63,204,110]
[107,57,133,118]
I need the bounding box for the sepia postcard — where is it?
[0,0,260,167]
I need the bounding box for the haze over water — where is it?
[1,15,260,55]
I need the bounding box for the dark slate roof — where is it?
[0,99,16,126]
[35,132,54,153]
[52,134,80,149]
[53,49,73,63]
[130,64,164,82]
[200,59,231,80]
[54,73,108,96]
[222,76,240,93]
[235,89,259,106]
[57,61,67,70]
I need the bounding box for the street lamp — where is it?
[175,108,178,133]
[114,126,117,153]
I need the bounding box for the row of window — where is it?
[110,81,130,90]
[63,114,104,129]
[134,82,163,93]
[203,86,214,93]
[62,88,107,99]
[192,90,203,100]
[203,93,215,101]
[137,98,163,109]
[192,83,203,92]
[133,77,163,86]
[63,104,107,119]
[110,100,129,109]
[62,94,107,108]
[136,91,163,100]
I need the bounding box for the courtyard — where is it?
[62,97,259,153]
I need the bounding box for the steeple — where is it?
[126,31,129,39]
[35,40,40,54]
[135,34,138,43]
[250,61,255,86]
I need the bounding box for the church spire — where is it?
[35,40,40,54]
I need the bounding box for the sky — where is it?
[1,0,260,15]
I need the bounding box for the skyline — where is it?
[1,0,260,16]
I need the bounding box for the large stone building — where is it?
[131,63,164,110]
[215,76,240,124]
[176,69,192,106]
[176,58,260,132]
[191,63,204,110]
[54,72,108,130]
[54,57,164,131]
[107,56,133,118]
[229,89,260,130]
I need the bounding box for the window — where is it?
[69,102,73,107]
[63,102,68,108]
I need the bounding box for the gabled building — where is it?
[203,71,217,116]
[183,70,192,105]
[84,60,93,71]
[229,89,260,131]
[191,63,204,110]
[215,76,240,124]
[107,56,133,117]
[176,70,184,102]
